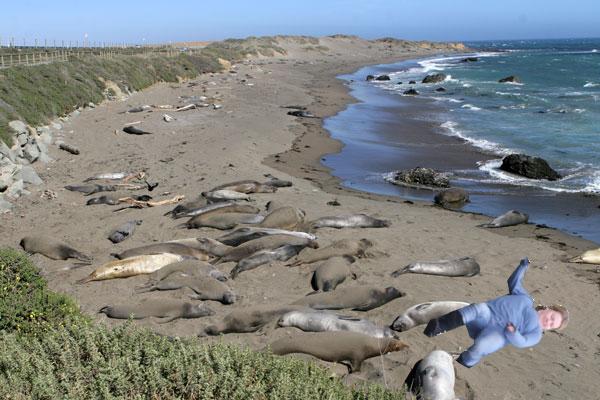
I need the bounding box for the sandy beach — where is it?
[1,36,599,399]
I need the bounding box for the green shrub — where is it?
[0,322,405,399]
[0,248,86,335]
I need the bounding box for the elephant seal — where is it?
[434,188,469,208]
[135,274,236,304]
[230,245,305,278]
[391,257,480,278]
[200,305,304,336]
[65,184,116,195]
[278,310,395,339]
[405,350,458,400]
[123,125,153,135]
[139,259,227,284]
[257,206,305,230]
[164,198,208,218]
[20,236,92,263]
[112,243,210,261]
[570,248,600,264]
[183,212,263,230]
[390,301,469,332]
[78,253,185,283]
[99,300,214,323]
[210,180,278,194]
[311,256,356,292]
[266,332,408,372]
[202,190,250,202]
[108,220,142,243]
[217,227,316,247]
[216,235,319,264]
[287,238,373,266]
[86,195,120,205]
[180,202,260,219]
[480,210,528,228]
[292,286,404,311]
[309,214,391,229]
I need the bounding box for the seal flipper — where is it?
[156,315,179,324]
[65,247,92,263]
[390,265,411,277]
[310,273,319,291]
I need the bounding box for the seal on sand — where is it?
[216,227,316,247]
[201,190,250,202]
[139,259,227,284]
[210,180,278,194]
[216,234,318,264]
[257,206,306,230]
[200,305,303,336]
[135,273,236,304]
[278,310,396,338]
[78,253,185,283]
[569,248,600,264]
[20,236,92,262]
[266,331,408,372]
[230,244,305,278]
[112,243,210,260]
[99,300,214,323]
[287,238,373,266]
[308,214,391,229]
[183,212,263,230]
[479,210,529,228]
[108,220,142,243]
[311,256,356,292]
[434,188,469,208]
[390,301,469,332]
[404,350,458,400]
[179,202,260,219]
[391,257,480,277]
[292,286,404,311]
[164,198,208,218]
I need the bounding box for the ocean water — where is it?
[322,38,600,243]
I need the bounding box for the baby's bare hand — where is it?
[506,323,516,333]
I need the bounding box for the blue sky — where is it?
[1,0,599,46]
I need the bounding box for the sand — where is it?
[1,36,599,399]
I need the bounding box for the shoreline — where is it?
[264,55,599,253]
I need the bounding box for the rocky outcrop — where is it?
[366,75,375,81]
[403,89,419,95]
[386,167,450,189]
[499,154,561,181]
[434,188,469,208]
[375,75,391,81]
[498,75,521,83]
[422,73,447,84]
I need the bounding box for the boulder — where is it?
[498,75,521,83]
[0,141,15,162]
[387,167,450,188]
[8,120,28,135]
[19,165,43,185]
[422,73,447,84]
[435,87,447,92]
[409,80,416,84]
[23,141,40,163]
[403,89,419,96]
[366,75,375,81]
[499,154,561,181]
[0,196,12,213]
[375,75,391,81]
[434,188,469,208]
[16,133,28,146]
[6,179,24,199]
[461,57,479,62]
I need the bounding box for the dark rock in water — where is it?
[287,110,317,118]
[499,154,562,181]
[375,75,391,81]
[498,75,521,83]
[409,80,416,84]
[461,57,479,62]
[366,75,375,81]
[422,73,447,84]
[403,89,419,96]
[396,81,403,85]
[435,87,447,92]
[434,188,469,208]
[387,167,450,189]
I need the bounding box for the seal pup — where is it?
[200,305,304,336]
[266,332,408,373]
[135,274,236,304]
[215,235,319,264]
[278,310,396,339]
[391,257,480,278]
[230,245,305,279]
[404,350,458,400]
[390,301,469,332]
[292,286,404,311]
[216,227,316,247]
[108,220,142,243]
[77,253,185,283]
[201,190,250,203]
[308,214,391,229]
[99,300,214,323]
[311,256,356,292]
[123,125,153,135]
[287,238,373,266]
[480,210,529,228]
[112,243,210,261]
[210,180,278,194]
[138,259,227,284]
[182,212,264,230]
[20,236,92,262]
[569,248,600,264]
[257,206,305,230]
